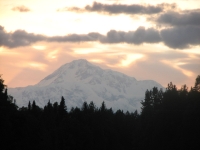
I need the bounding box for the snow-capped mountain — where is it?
[8,59,163,112]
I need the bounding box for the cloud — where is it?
[156,10,200,26]
[0,25,161,48]
[48,32,103,42]
[60,7,83,13]
[12,5,30,12]
[0,26,46,48]
[100,27,161,44]
[1,25,200,49]
[160,25,200,49]
[61,2,176,15]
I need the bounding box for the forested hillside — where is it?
[1,75,200,150]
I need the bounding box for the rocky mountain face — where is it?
[8,59,163,112]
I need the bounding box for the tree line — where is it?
[0,75,200,150]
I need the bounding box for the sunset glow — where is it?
[0,0,200,88]
[120,54,144,67]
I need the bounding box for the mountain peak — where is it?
[71,59,88,63]
[36,59,99,86]
[67,59,94,69]
[8,59,163,111]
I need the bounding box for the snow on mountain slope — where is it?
[8,59,163,112]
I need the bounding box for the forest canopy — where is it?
[0,75,200,150]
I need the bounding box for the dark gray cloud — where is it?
[1,25,200,49]
[85,2,162,14]
[48,32,103,42]
[160,25,200,49]
[12,5,30,12]
[0,25,161,48]
[61,2,176,15]
[100,27,161,44]
[156,10,200,26]
[0,26,45,48]
[0,26,103,48]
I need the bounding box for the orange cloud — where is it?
[12,5,30,12]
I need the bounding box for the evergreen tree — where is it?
[0,75,18,150]
[194,75,200,92]
[28,101,31,111]
[179,84,188,101]
[32,100,36,110]
[58,96,67,116]
[81,101,88,112]
[141,90,152,112]
[163,82,179,110]
[0,75,5,93]
[0,75,7,106]
[47,100,53,113]
[53,102,58,114]
[150,87,162,110]
[31,100,41,117]
[88,101,96,113]
[0,75,17,111]
[133,110,139,118]
[100,101,106,112]
[164,82,179,100]
[1,74,200,150]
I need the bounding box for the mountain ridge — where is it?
[8,59,163,111]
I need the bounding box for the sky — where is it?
[0,0,200,89]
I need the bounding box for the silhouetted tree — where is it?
[58,96,67,117]
[141,90,153,114]
[28,101,31,111]
[1,74,200,150]
[100,101,106,112]
[194,75,200,92]
[179,84,188,101]
[47,100,53,113]
[88,101,96,113]
[53,102,58,114]
[81,101,88,112]
[32,100,36,110]
[0,75,5,93]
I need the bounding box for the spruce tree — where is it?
[81,101,88,112]
[32,100,36,110]
[28,101,31,111]
[141,90,152,112]
[58,96,67,116]
[100,101,106,112]
[194,75,200,92]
